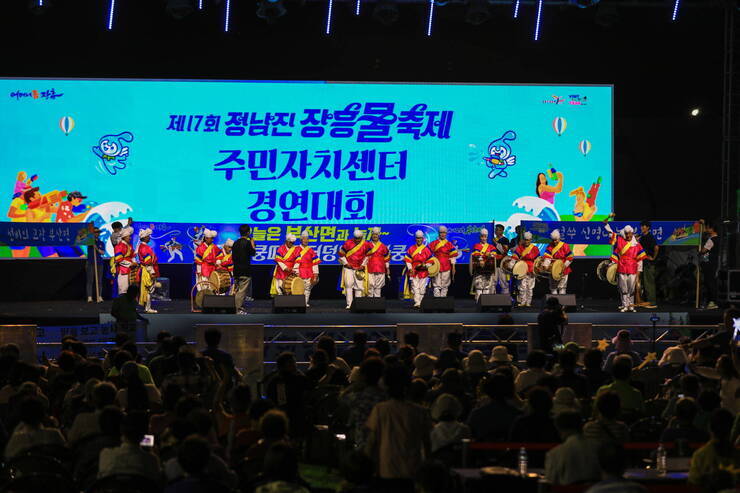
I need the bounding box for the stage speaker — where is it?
[273,295,306,313]
[544,294,577,312]
[421,296,454,313]
[202,295,236,314]
[477,294,512,312]
[351,297,386,313]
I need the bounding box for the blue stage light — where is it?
[534,0,543,40]
[513,0,520,18]
[355,0,360,15]
[569,0,599,7]
[426,0,434,36]
[671,0,680,21]
[224,0,231,31]
[326,0,334,34]
[107,0,116,29]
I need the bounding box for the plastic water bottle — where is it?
[656,444,667,475]
[518,447,528,476]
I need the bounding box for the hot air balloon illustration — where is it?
[579,139,592,156]
[59,116,75,136]
[552,116,567,136]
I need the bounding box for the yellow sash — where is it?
[345,239,366,258]
[411,244,426,259]
[139,267,154,306]
[619,241,632,256]
[278,245,296,262]
[297,246,310,261]
[551,241,564,256]
[432,239,448,252]
[202,244,214,262]
[369,241,383,255]
[520,244,534,258]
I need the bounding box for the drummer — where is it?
[136,228,159,314]
[114,226,136,295]
[471,228,494,302]
[364,227,390,298]
[339,228,371,309]
[543,229,574,295]
[403,230,434,308]
[271,232,301,296]
[195,229,221,291]
[428,225,458,297]
[294,229,321,307]
[605,223,646,312]
[216,239,234,274]
[512,232,539,307]
[492,224,510,294]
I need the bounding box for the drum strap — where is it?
[619,241,631,256]
[551,241,564,256]
[411,244,427,259]
[369,241,384,255]
[432,240,447,252]
[345,239,366,258]
[520,244,534,258]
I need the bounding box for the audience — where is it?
[583,391,630,444]
[467,371,522,441]
[688,408,740,485]
[596,354,645,416]
[585,443,647,493]
[603,330,643,371]
[429,393,470,454]
[4,395,66,459]
[98,410,162,483]
[514,349,550,395]
[545,411,601,485]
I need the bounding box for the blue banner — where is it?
[0,221,95,247]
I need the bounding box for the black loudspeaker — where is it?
[421,296,455,313]
[273,295,306,313]
[202,295,236,314]
[544,294,577,312]
[351,297,386,313]
[477,294,512,312]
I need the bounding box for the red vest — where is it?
[274,243,300,280]
[428,239,458,272]
[195,242,221,278]
[366,241,390,274]
[610,236,646,275]
[340,239,370,269]
[544,241,574,275]
[295,246,320,279]
[404,244,433,278]
[137,243,160,278]
[513,244,540,273]
[114,240,135,275]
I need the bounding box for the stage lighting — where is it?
[569,0,600,7]
[513,0,520,19]
[373,0,399,26]
[672,0,680,21]
[28,0,51,15]
[257,0,287,22]
[326,0,334,34]
[533,0,543,41]
[426,0,435,36]
[166,0,196,19]
[690,108,700,117]
[465,0,490,26]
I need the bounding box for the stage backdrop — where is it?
[0,79,613,260]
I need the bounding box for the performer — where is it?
[512,232,539,307]
[194,229,220,291]
[339,229,370,309]
[294,230,321,306]
[136,228,160,314]
[113,226,136,295]
[543,229,574,295]
[470,228,494,301]
[403,230,434,308]
[364,227,390,298]
[428,225,458,297]
[271,233,301,295]
[492,224,510,294]
[605,223,646,312]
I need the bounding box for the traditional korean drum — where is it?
[283,273,305,295]
[209,270,232,295]
[501,257,528,280]
[596,259,618,285]
[426,257,441,277]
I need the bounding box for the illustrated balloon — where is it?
[579,139,592,156]
[59,116,75,136]
[552,116,567,136]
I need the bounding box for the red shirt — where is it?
[428,239,458,272]
[404,244,434,279]
[513,244,540,273]
[217,251,233,273]
[137,243,160,277]
[55,201,74,222]
[610,236,646,275]
[472,242,494,262]
[274,243,300,280]
[339,239,370,270]
[114,240,135,275]
[195,242,221,278]
[365,241,390,274]
[544,241,574,275]
[295,246,321,279]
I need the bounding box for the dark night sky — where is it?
[0,0,726,221]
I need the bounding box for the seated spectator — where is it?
[232,398,275,460]
[467,372,522,442]
[342,357,387,449]
[444,332,467,363]
[430,393,470,454]
[436,349,462,375]
[243,409,291,467]
[144,330,172,364]
[694,354,740,414]
[412,353,437,384]
[253,442,310,493]
[689,408,740,485]
[660,397,710,444]
[317,335,351,373]
[73,406,123,487]
[305,348,349,387]
[338,450,378,493]
[397,345,416,374]
[556,350,589,398]
[462,350,489,393]
[408,378,429,406]
[488,346,519,378]
[658,345,688,367]
[149,337,188,387]
[510,386,559,467]
[596,355,645,416]
[97,410,162,483]
[164,435,228,493]
[116,360,162,411]
[201,327,236,378]
[161,350,214,398]
[515,350,550,395]
[4,395,66,460]
[552,387,581,416]
[583,349,611,397]
[584,391,629,444]
[67,381,117,445]
[341,331,368,368]
[426,369,472,420]
[662,374,701,421]
[164,432,238,490]
[695,390,722,433]
[584,442,647,493]
[603,330,642,371]
[264,352,309,439]
[545,411,601,485]
[214,383,252,442]
[404,332,420,355]
[150,384,184,437]
[107,347,155,385]
[375,338,392,359]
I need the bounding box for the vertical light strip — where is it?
[355,0,360,16]
[534,0,543,41]
[199,0,204,9]
[325,0,333,34]
[107,0,116,30]
[513,0,520,19]
[39,0,43,6]
[426,0,434,37]
[224,0,231,31]
[671,0,680,21]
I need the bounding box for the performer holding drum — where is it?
[491,224,510,294]
[271,233,301,296]
[194,229,220,291]
[541,229,573,295]
[471,228,499,301]
[136,228,159,314]
[294,230,321,307]
[114,226,136,295]
[339,229,371,309]
[512,232,539,307]
[604,221,646,312]
[428,225,458,297]
[403,230,434,308]
[365,227,390,298]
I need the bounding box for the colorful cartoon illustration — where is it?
[536,168,564,205]
[552,116,567,136]
[59,116,75,136]
[92,131,134,175]
[13,172,38,196]
[483,130,517,179]
[56,191,91,223]
[569,178,601,222]
[160,233,184,262]
[579,139,592,156]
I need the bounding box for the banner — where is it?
[0,221,94,247]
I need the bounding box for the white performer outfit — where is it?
[512,232,540,307]
[428,225,458,297]
[544,229,574,295]
[294,230,321,307]
[404,230,434,308]
[492,231,510,294]
[339,229,370,309]
[606,224,647,312]
[471,228,494,301]
[364,227,390,298]
[113,226,135,294]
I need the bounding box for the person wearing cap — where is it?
[428,225,458,298]
[293,230,321,306]
[430,393,471,453]
[403,230,434,308]
[492,224,511,294]
[462,349,489,391]
[56,191,87,223]
[113,226,137,294]
[544,229,574,295]
[136,228,159,313]
[86,227,106,303]
[512,232,540,307]
[603,329,643,372]
[216,239,234,275]
[470,228,494,301]
[339,229,371,309]
[271,232,301,295]
[604,221,646,312]
[194,229,221,291]
[364,227,390,298]
[412,353,438,383]
[489,345,520,378]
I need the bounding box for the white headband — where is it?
[480,228,489,237]
[203,228,217,238]
[223,238,234,248]
[372,227,381,234]
[523,232,533,240]
[438,225,448,233]
[138,228,152,239]
[550,229,560,240]
[353,228,364,238]
[286,233,296,242]
[301,229,310,238]
[622,225,634,235]
[415,230,424,238]
[121,226,134,238]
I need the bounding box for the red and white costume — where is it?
[272,234,301,295]
[470,229,494,301]
[404,231,434,307]
[428,226,458,297]
[137,229,159,313]
[216,238,234,274]
[195,229,221,291]
[339,230,371,308]
[114,227,136,294]
[294,231,321,305]
[543,230,574,294]
[364,227,390,298]
[512,234,540,306]
[607,224,647,310]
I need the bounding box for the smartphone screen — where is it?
[140,434,154,448]
[733,318,740,347]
